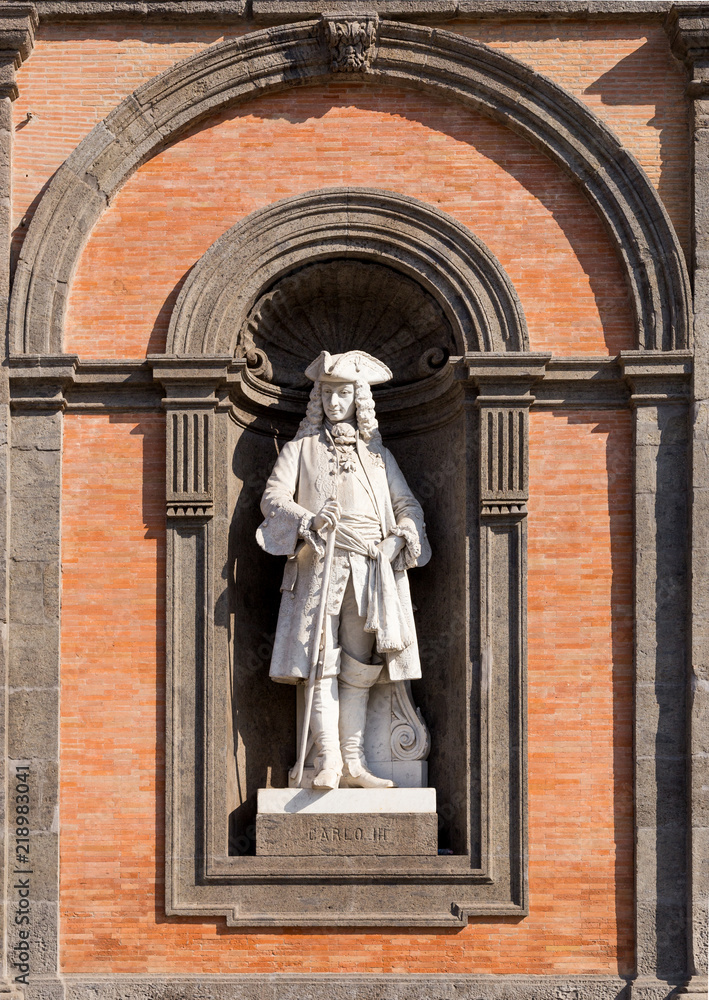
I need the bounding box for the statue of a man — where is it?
[256,351,430,790]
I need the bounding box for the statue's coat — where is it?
[257,426,430,683]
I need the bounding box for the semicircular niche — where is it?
[237,259,457,389]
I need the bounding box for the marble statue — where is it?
[256,351,431,790]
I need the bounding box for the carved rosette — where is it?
[322,13,378,73]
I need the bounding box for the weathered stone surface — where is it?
[256,813,438,856]
[61,974,633,1000]
[29,0,682,22]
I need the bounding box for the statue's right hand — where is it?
[312,499,341,532]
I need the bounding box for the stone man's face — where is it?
[321,380,356,423]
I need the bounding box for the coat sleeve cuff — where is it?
[391,517,422,570]
[298,512,326,556]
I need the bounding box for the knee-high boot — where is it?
[338,652,396,789]
[310,649,343,790]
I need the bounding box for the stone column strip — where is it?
[7,390,65,1000]
[152,359,229,911]
[666,7,709,996]
[0,8,40,999]
[620,355,691,997]
[462,352,546,904]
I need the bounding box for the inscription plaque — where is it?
[256,812,438,856]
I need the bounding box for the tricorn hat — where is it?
[304,351,392,385]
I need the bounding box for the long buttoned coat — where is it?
[256,425,431,684]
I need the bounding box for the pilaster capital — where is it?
[667,4,709,98]
[457,352,550,406]
[619,350,692,405]
[0,3,37,101]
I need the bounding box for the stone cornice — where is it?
[0,4,37,101]
[253,0,676,22]
[6,352,692,413]
[25,0,690,23]
[666,3,709,96]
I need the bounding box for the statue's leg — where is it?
[311,621,343,790]
[337,583,396,789]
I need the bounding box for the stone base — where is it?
[289,760,428,788]
[256,788,438,857]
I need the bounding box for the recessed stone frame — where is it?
[7,16,691,357]
[160,184,541,925]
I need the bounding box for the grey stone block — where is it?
[8,690,58,760]
[256,813,438,856]
[9,562,52,625]
[10,411,61,452]
[22,978,64,1000]
[8,624,59,688]
[61,975,633,1000]
[635,683,686,757]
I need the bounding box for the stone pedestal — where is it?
[255,788,438,857]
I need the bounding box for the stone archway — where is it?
[9,16,691,357]
[167,187,529,361]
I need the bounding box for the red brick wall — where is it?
[34,13,646,977]
[60,409,633,974]
[62,83,634,359]
[13,21,688,259]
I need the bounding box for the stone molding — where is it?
[5,353,693,412]
[7,18,690,356]
[167,188,529,358]
[27,1,686,24]
[667,4,709,96]
[0,4,37,101]
[59,974,634,1000]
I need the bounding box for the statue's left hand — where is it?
[376,534,405,563]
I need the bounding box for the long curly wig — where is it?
[295,378,380,443]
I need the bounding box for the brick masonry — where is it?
[2,6,689,986]
[59,409,632,973]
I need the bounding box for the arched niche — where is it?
[161,186,539,925]
[9,18,690,357]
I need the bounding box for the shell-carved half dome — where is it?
[237,260,457,389]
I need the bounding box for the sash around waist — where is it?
[335,512,383,552]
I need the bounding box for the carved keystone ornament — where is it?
[322,13,378,72]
